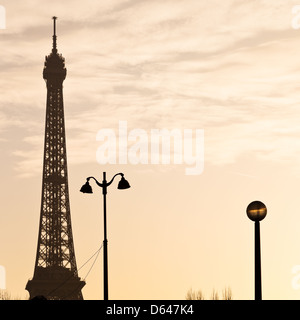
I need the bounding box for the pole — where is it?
[102,172,108,300]
[254,221,262,300]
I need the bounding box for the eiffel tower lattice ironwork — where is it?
[26,17,85,300]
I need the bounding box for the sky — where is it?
[2,0,300,300]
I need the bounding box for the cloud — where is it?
[3,0,300,177]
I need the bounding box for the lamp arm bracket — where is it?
[106,173,124,187]
[87,176,103,187]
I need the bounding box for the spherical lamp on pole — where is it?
[246,200,267,301]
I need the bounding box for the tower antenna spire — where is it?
[52,16,57,53]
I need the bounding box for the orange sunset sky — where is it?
[2,0,300,300]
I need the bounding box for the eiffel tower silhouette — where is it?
[26,17,85,300]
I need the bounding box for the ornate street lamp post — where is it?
[80,172,130,300]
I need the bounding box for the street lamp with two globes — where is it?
[80,172,130,300]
